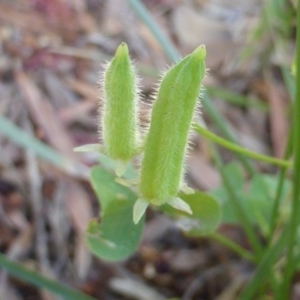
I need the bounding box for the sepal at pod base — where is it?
[134,45,207,224]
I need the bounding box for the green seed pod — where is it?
[134,45,206,223]
[101,42,140,176]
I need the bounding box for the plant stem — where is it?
[210,232,257,263]
[276,2,300,298]
[201,94,257,176]
[0,253,96,300]
[193,123,291,168]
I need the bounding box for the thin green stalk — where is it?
[193,123,291,168]
[210,232,257,263]
[277,1,300,298]
[0,116,87,178]
[212,147,263,258]
[0,253,96,300]
[268,168,289,241]
[201,94,257,176]
[268,131,293,244]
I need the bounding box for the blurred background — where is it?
[0,0,296,299]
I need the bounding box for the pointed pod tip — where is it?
[191,45,206,61]
[115,42,129,58]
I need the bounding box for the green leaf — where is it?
[163,191,221,236]
[222,162,244,190]
[87,166,144,261]
[210,163,292,231]
[210,162,245,224]
[246,174,292,235]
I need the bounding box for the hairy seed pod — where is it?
[102,42,140,175]
[134,45,206,223]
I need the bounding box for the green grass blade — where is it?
[268,131,293,243]
[239,227,289,300]
[127,0,180,61]
[276,2,300,297]
[0,116,83,176]
[281,66,296,100]
[206,86,268,111]
[0,253,96,300]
